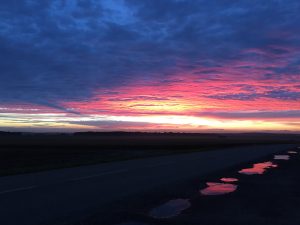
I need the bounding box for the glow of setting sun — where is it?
[1,112,298,132]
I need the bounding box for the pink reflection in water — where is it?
[149,199,191,219]
[220,177,238,183]
[239,161,277,175]
[200,182,237,195]
[288,151,298,154]
[274,155,290,160]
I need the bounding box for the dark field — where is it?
[84,146,300,225]
[0,132,299,176]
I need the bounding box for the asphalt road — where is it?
[0,144,294,225]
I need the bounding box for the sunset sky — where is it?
[1,0,300,132]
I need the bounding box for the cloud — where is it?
[0,0,300,111]
[205,89,300,101]
[198,110,300,119]
[206,93,259,101]
[265,90,300,100]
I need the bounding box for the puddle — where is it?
[274,155,290,160]
[288,151,298,154]
[200,182,237,195]
[149,199,191,219]
[220,177,238,183]
[239,161,277,175]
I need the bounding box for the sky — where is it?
[0,0,300,132]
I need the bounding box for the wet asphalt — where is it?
[103,146,300,225]
[0,144,294,225]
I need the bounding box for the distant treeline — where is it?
[73,131,226,136]
[0,131,300,137]
[0,131,23,136]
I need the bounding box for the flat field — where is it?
[0,132,299,176]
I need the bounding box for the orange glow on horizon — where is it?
[1,67,300,132]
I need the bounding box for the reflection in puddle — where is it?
[149,199,191,219]
[200,182,237,195]
[220,177,238,183]
[239,161,277,175]
[274,155,290,160]
[288,151,298,154]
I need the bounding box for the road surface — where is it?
[0,144,294,225]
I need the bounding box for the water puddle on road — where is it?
[239,161,277,175]
[274,155,290,160]
[288,151,298,154]
[220,177,238,183]
[200,182,237,195]
[149,198,191,219]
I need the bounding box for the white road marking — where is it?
[69,169,128,181]
[0,186,36,195]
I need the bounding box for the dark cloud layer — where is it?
[206,89,300,101]
[198,110,300,119]
[1,0,300,108]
